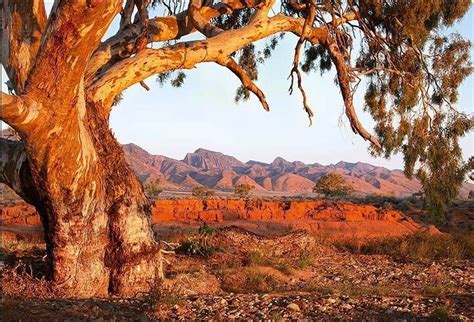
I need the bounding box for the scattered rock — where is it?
[287,303,300,312]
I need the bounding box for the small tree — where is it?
[234,184,254,198]
[191,186,216,199]
[205,190,216,198]
[144,178,163,199]
[192,186,207,198]
[313,173,353,198]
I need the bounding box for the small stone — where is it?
[220,299,228,305]
[341,304,353,310]
[287,303,300,312]
[327,298,337,305]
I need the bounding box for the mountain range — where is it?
[122,143,474,197]
[1,125,471,198]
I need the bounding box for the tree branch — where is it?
[217,57,270,111]
[324,37,381,149]
[85,0,262,83]
[1,0,47,93]
[289,0,316,125]
[188,0,224,37]
[88,14,329,109]
[25,0,122,101]
[0,92,40,133]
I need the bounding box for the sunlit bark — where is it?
[0,0,378,299]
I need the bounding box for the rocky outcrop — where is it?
[150,198,407,222]
[2,204,41,226]
[183,148,245,170]
[2,199,436,239]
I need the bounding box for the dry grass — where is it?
[220,268,285,293]
[334,232,474,262]
[302,281,402,298]
[2,264,60,300]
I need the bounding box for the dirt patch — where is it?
[2,226,472,320]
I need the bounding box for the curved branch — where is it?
[88,14,330,109]
[324,38,381,148]
[85,0,262,83]
[1,0,47,93]
[289,0,316,125]
[217,58,269,111]
[1,92,44,136]
[188,0,224,37]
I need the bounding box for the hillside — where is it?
[1,125,471,197]
[122,143,473,197]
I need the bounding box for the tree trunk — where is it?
[9,91,160,298]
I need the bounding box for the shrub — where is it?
[244,250,268,267]
[222,269,282,293]
[198,223,216,236]
[234,184,254,198]
[335,233,474,262]
[429,305,451,321]
[191,186,215,199]
[175,240,218,257]
[144,178,163,199]
[313,173,353,197]
[175,223,219,257]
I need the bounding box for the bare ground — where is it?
[1,224,473,320]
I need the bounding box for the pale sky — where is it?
[2,3,473,170]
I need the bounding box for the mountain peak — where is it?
[194,148,218,154]
[119,142,454,198]
[183,148,244,170]
[122,143,152,157]
[272,156,290,165]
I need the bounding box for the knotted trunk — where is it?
[2,92,160,298]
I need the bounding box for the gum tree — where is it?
[0,0,472,297]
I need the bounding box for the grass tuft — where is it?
[334,232,474,262]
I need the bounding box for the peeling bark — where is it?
[1,0,47,93]
[0,0,374,300]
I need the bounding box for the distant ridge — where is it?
[1,127,471,197]
[121,143,474,197]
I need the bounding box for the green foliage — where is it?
[144,178,163,199]
[234,184,254,198]
[298,0,472,224]
[151,0,473,225]
[430,305,451,321]
[313,173,354,197]
[357,1,472,225]
[198,223,216,236]
[175,240,217,257]
[176,223,218,257]
[157,71,187,87]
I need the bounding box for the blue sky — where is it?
[2,3,473,169]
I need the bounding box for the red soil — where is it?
[2,199,436,239]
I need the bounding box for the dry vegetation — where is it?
[1,225,473,319]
